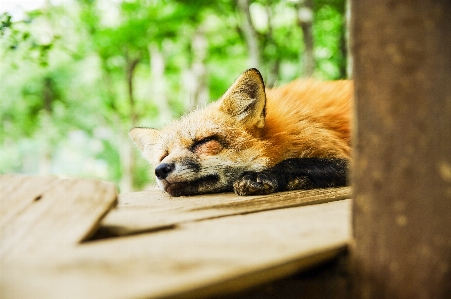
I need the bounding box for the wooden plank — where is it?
[0,174,60,228]
[1,199,351,299]
[351,0,451,298]
[0,174,117,259]
[99,187,351,237]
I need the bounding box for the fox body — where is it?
[130,69,352,196]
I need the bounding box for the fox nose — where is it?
[155,163,174,180]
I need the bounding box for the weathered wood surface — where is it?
[1,175,351,298]
[1,199,351,299]
[0,174,117,259]
[100,187,351,236]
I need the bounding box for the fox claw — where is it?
[233,172,278,196]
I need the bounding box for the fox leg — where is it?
[233,158,349,196]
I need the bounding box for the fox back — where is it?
[130,69,352,196]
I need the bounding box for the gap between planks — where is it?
[98,186,351,238]
[0,174,117,259]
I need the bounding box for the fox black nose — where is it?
[155,163,174,180]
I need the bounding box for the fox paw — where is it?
[233,172,278,196]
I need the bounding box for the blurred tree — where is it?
[296,0,315,77]
[237,0,261,69]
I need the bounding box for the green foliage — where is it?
[0,0,347,190]
[314,0,347,79]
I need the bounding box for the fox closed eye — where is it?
[191,136,216,149]
[191,136,223,155]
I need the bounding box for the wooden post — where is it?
[351,1,451,299]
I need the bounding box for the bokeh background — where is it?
[0,0,349,192]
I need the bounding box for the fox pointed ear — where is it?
[129,127,161,152]
[219,68,266,130]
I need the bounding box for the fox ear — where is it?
[219,68,266,130]
[129,127,161,152]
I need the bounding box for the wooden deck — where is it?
[0,174,351,299]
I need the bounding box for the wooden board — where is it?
[100,187,351,237]
[0,174,117,259]
[1,199,351,299]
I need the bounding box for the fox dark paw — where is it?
[233,172,278,196]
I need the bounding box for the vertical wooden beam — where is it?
[351,1,451,299]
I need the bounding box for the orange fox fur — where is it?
[130,69,352,196]
[258,79,352,162]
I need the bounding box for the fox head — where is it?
[129,68,271,196]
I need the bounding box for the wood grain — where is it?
[1,199,351,299]
[100,186,351,237]
[0,174,117,259]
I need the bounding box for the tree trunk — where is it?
[181,26,209,110]
[190,26,208,108]
[126,57,139,127]
[118,126,134,193]
[237,0,261,69]
[39,77,54,175]
[345,0,352,78]
[120,55,140,192]
[296,0,315,77]
[264,5,279,88]
[149,43,172,122]
[351,0,451,298]
[100,59,118,111]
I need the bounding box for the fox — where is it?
[130,68,352,197]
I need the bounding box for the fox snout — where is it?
[153,158,232,196]
[154,156,204,184]
[154,163,175,180]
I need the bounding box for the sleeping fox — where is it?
[130,68,352,196]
